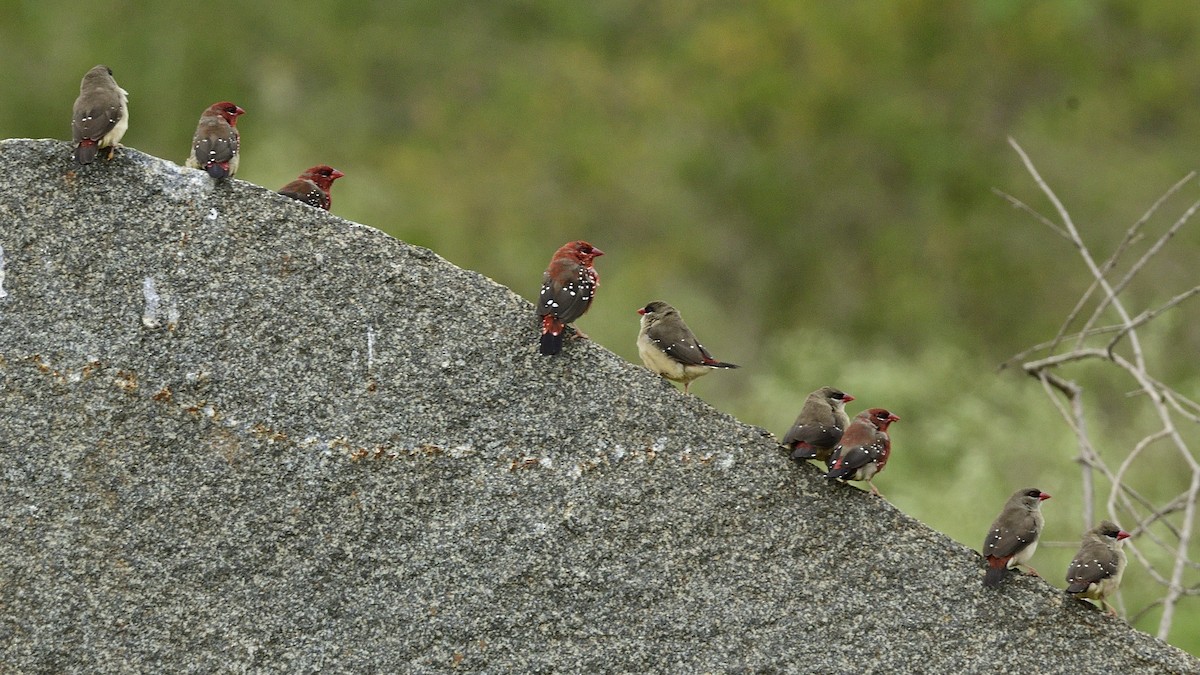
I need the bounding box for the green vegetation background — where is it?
[4,0,1198,654]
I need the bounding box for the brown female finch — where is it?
[982,488,1051,587]
[636,301,739,394]
[1066,521,1131,614]
[783,386,854,462]
[186,101,245,181]
[278,165,345,210]
[71,65,129,164]
[537,241,603,355]
[825,408,899,495]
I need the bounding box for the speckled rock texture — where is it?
[0,138,1195,673]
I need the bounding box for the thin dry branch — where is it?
[1005,140,1199,641]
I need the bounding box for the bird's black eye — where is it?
[832,391,845,400]
[106,67,114,75]
[642,305,653,314]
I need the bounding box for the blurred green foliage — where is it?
[4,0,1198,653]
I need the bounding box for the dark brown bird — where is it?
[982,488,1050,587]
[784,386,854,462]
[71,65,128,164]
[1065,521,1130,614]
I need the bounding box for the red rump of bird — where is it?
[982,488,1050,587]
[279,165,345,210]
[537,240,603,355]
[186,101,245,181]
[825,408,899,495]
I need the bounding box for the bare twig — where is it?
[1005,141,1199,641]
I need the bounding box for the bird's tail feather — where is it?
[825,467,849,481]
[539,331,564,356]
[75,141,98,165]
[983,564,1008,587]
[790,446,818,461]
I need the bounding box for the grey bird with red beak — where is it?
[279,165,345,210]
[982,488,1051,587]
[636,301,739,394]
[825,408,899,496]
[71,65,129,164]
[186,101,245,181]
[784,386,854,462]
[1066,521,1131,614]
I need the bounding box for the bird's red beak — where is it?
[1039,492,1051,501]
[1117,530,1131,540]
[332,169,346,179]
[843,394,856,403]
[637,308,647,315]
[590,247,604,257]
[235,106,246,116]
[888,413,901,422]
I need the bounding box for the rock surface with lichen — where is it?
[0,138,1195,672]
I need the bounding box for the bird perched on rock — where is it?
[71,65,129,164]
[825,408,899,495]
[783,386,854,462]
[537,240,603,355]
[186,101,245,181]
[982,488,1051,587]
[278,165,345,210]
[1066,521,1130,614]
[636,301,739,394]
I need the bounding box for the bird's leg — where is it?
[1021,565,1041,578]
[568,327,590,341]
[867,480,883,497]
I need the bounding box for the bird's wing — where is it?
[983,513,1038,560]
[829,437,884,473]
[279,179,326,208]
[73,101,121,142]
[783,421,841,450]
[646,321,710,366]
[193,120,238,165]
[1066,541,1119,589]
[537,266,595,324]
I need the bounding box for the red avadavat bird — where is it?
[982,488,1051,587]
[1066,521,1131,614]
[537,240,603,355]
[186,101,245,181]
[636,301,739,394]
[278,165,345,210]
[71,65,129,164]
[825,408,899,495]
[784,386,854,462]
